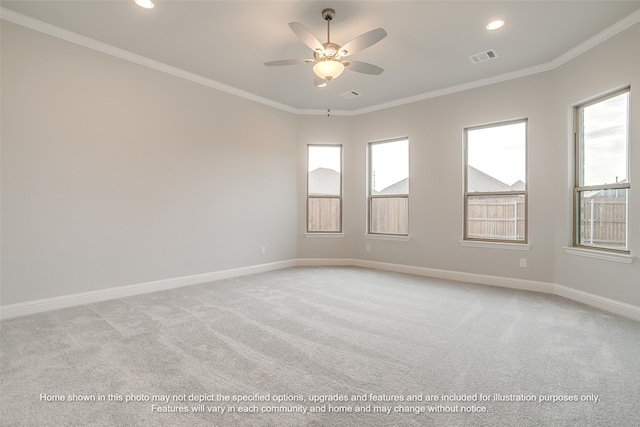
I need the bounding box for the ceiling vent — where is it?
[340,90,361,100]
[469,49,498,64]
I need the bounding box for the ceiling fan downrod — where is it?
[323,8,335,44]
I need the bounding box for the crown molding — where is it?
[2,7,639,117]
[347,62,555,116]
[550,8,640,69]
[297,60,553,116]
[0,7,298,114]
[344,8,640,116]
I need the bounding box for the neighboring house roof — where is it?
[468,166,525,192]
[377,178,409,195]
[308,167,340,195]
[310,166,524,196]
[509,180,526,191]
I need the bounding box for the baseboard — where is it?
[296,258,357,266]
[345,259,638,321]
[350,259,555,293]
[553,284,640,322]
[2,258,638,322]
[0,260,296,320]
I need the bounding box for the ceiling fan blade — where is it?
[344,60,384,75]
[289,22,324,52]
[340,28,387,57]
[314,76,327,87]
[264,59,314,66]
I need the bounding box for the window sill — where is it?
[459,240,531,251]
[365,234,411,242]
[562,246,634,264]
[305,233,345,238]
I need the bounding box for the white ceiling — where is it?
[2,1,640,113]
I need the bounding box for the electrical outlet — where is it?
[520,258,527,268]
[365,244,371,252]
[261,247,266,255]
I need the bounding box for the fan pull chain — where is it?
[327,80,331,117]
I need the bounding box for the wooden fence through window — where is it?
[579,196,626,248]
[308,197,341,232]
[467,197,525,240]
[310,195,626,247]
[370,197,408,235]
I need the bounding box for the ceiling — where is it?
[2,1,640,113]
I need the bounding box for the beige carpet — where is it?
[1,266,639,426]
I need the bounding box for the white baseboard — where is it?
[553,284,640,322]
[296,258,357,266]
[345,259,639,321]
[0,260,296,320]
[1,258,638,322]
[350,259,555,293]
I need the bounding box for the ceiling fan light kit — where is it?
[134,0,154,9]
[313,59,345,80]
[265,8,386,86]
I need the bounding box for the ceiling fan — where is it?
[265,8,387,87]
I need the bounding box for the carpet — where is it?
[1,266,639,426]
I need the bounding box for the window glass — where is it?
[465,120,527,242]
[307,145,342,233]
[371,140,409,195]
[579,92,628,187]
[467,122,526,192]
[577,189,627,250]
[369,139,409,235]
[467,194,526,241]
[575,89,629,251]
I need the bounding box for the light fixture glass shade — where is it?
[313,60,345,80]
[135,0,154,9]
[486,20,504,30]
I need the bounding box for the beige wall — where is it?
[300,73,557,282]
[296,115,355,259]
[300,23,639,306]
[550,23,640,303]
[2,19,638,309]
[1,22,298,305]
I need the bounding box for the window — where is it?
[368,138,409,235]
[307,145,342,233]
[574,88,630,252]
[464,120,527,242]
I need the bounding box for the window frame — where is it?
[572,87,630,253]
[367,137,410,237]
[306,144,343,234]
[463,119,528,244]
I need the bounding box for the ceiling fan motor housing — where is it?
[316,42,342,58]
[322,8,335,21]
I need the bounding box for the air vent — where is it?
[340,90,361,100]
[469,49,498,64]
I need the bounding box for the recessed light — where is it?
[135,0,154,9]
[487,20,505,30]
